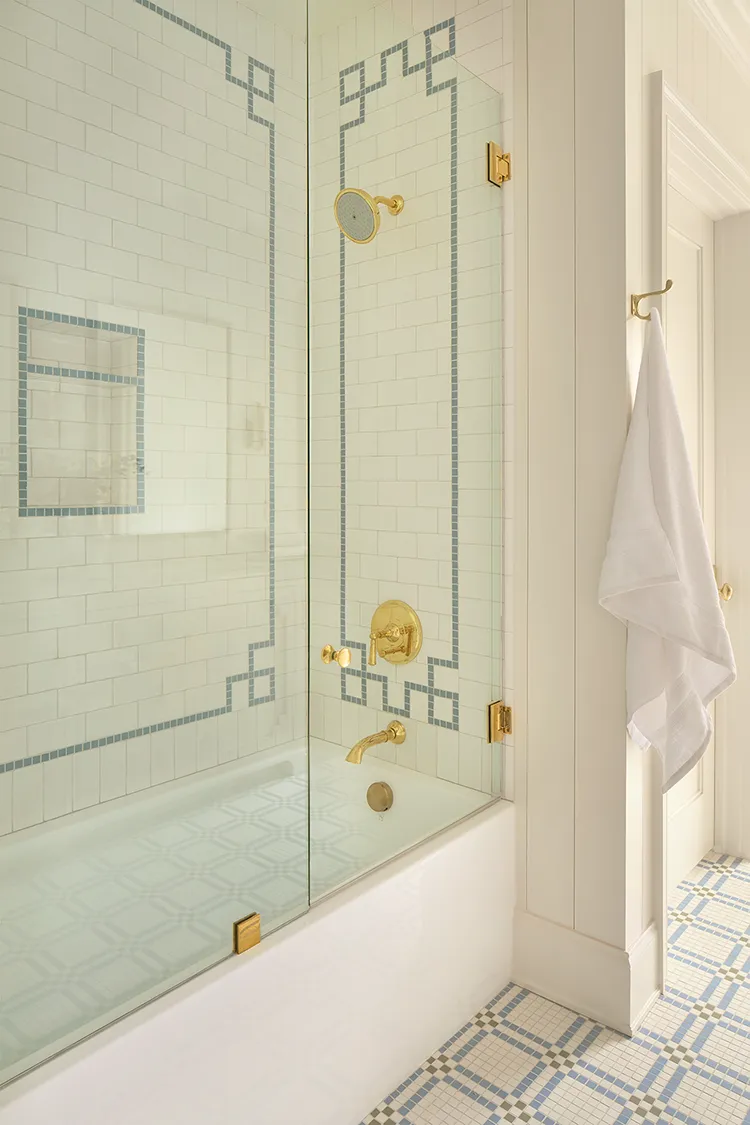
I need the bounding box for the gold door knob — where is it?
[719,583,734,603]
[321,644,352,668]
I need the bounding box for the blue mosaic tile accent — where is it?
[133,0,279,704]
[18,309,145,518]
[362,853,750,1125]
[0,638,268,777]
[2,7,279,776]
[338,21,460,731]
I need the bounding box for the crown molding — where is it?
[689,0,750,85]
[662,78,750,220]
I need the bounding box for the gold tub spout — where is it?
[346,720,406,765]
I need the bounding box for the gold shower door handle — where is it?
[321,644,352,667]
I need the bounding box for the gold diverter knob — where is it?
[321,644,352,668]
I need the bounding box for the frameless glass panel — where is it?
[308,10,504,899]
[0,0,308,1088]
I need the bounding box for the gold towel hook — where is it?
[631,279,673,321]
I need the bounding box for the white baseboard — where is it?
[628,921,661,1031]
[513,910,660,1035]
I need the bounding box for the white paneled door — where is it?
[715,212,750,860]
[664,185,717,892]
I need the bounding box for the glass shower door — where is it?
[307,7,505,897]
[0,0,308,1088]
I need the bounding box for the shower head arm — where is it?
[373,195,404,216]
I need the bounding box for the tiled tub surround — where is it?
[309,13,506,796]
[0,0,308,832]
[362,853,750,1125]
[0,738,489,1087]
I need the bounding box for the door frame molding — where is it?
[650,70,750,987]
[649,74,750,321]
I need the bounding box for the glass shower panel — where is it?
[0,0,308,1088]
[308,16,504,899]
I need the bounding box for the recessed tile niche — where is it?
[18,311,144,517]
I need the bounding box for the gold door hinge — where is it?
[488,700,512,743]
[487,142,511,187]
[233,911,261,954]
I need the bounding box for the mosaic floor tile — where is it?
[360,853,750,1125]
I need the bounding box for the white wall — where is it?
[715,213,750,858]
[514,0,647,1033]
[0,0,308,835]
[638,3,750,865]
[515,0,750,1031]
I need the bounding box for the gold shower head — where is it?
[334,188,404,244]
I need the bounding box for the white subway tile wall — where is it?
[0,0,308,835]
[308,0,512,795]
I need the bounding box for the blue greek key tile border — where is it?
[134,0,278,706]
[0,5,279,776]
[338,20,460,731]
[0,645,274,777]
[18,309,145,518]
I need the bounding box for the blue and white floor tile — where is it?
[361,853,750,1125]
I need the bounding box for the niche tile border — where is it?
[338,20,461,731]
[18,309,145,518]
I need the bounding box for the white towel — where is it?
[599,309,736,792]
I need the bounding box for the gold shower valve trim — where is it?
[368,600,422,666]
[321,644,352,668]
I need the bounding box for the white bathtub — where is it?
[0,743,514,1125]
[309,737,493,897]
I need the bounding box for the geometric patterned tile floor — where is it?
[361,853,750,1125]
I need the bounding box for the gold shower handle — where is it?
[321,644,352,668]
[368,624,407,666]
